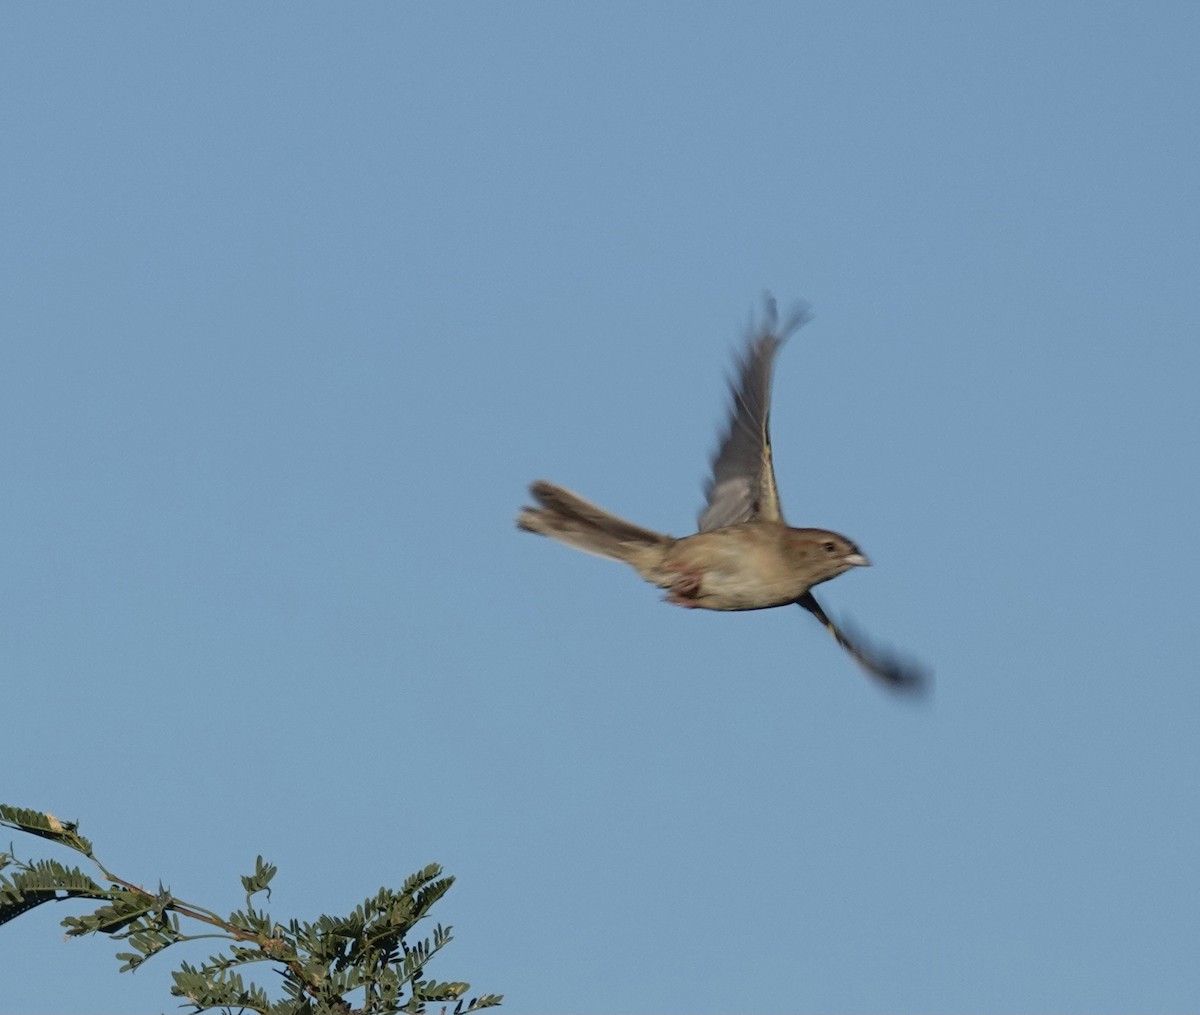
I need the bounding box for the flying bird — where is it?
[517,298,928,691]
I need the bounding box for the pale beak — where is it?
[843,552,870,567]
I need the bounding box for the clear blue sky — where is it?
[3,4,1199,1013]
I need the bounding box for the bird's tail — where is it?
[517,481,671,567]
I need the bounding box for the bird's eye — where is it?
[823,541,836,554]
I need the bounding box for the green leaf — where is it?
[413,978,469,1001]
[64,891,159,936]
[3,810,501,1014]
[0,805,93,855]
[242,855,277,904]
[0,858,106,927]
[171,961,272,1013]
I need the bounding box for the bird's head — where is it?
[783,529,870,585]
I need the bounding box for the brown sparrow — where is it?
[518,299,928,691]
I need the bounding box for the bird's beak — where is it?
[843,552,870,567]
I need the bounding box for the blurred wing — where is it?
[796,592,930,693]
[698,298,812,532]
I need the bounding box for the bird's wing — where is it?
[698,297,812,532]
[796,592,929,692]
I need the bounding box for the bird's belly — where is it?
[654,531,808,611]
[692,567,801,610]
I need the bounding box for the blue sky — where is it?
[3,4,1199,1013]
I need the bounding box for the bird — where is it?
[516,298,928,691]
